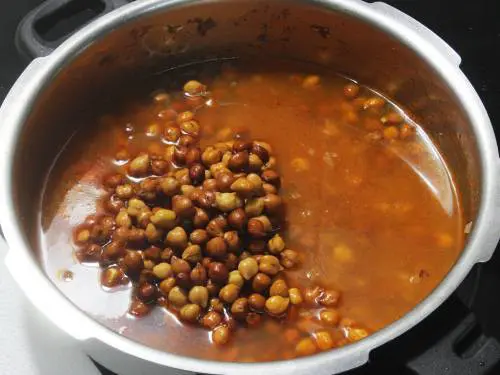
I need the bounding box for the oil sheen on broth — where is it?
[40,60,463,362]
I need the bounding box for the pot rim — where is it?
[1,0,499,373]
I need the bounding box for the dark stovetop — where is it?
[1,1,500,374]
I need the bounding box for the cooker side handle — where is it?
[16,0,129,59]
[369,2,462,67]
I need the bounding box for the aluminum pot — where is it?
[1,0,500,374]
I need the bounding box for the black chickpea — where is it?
[190,229,209,245]
[206,237,228,258]
[227,208,248,231]
[190,263,208,285]
[208,262,229,284]
[180,303,201,322]
[201,311,222,329]
[252,272,272,293]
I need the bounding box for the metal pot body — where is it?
[1,0,499,374]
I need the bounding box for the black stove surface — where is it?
[2,1,500,374]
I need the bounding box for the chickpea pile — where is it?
[73,79,313,347]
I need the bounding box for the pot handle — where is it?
[369,2,462,67]
[15,0,129,59]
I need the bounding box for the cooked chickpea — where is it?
[318,289,340,307]
[219,284,240,303]
[228,151,249,172]
[153,262,173,279]
[269,279,288,297]
[245,197,264,217]
[164,125,181,143]
[186,147,202,166]
[160,177,180,196]
[208,262,228,284]
[206,237,228,259]
[295,337,317,356]
[212,325,230,345]
[180,120,200,136]
[101,266,125,288]
[188,229,208,245]
[344,82,360,99]
[320,309,341,326]
[214,171,234,192]
[230,177,253,197]
[129,299,151,317]
[76,228,90,244]
[159,277,176,295]
[183,80,205,96]
[115,184,134,199]
[223,231,240,253]
[206,217,226,237]
[252,272,271,292]
[228,270,244,288]
[193,207,210,228]
[227,208,247,230]
[363,97,386,111]
[209,162,230,177]
[123,251,143,275]
[255,215,273,232]
[248,293,266,311]
[129,154,150,176]
[304,286,324,305]
[280,249,300,269]
[215,192,242,212]
[268,234,285,254]
[190,263,207,285]
[210,297,224,313]
[176,110,194,125]
[259,255,281,276]
[126,198,148,217]
[137,283,157,303]
[180,303,201,323]
[315,331,334,351]
[248,153,264,171]
[189,163,205,185]
[145,223,163,243]
[247,218,267,238]
[182,244,202,263]
[231,297,249,320]
[201,311,222,329]
[263,194,282,215]
[265,295,289,315]
[347,327,369,341]
[188,286,209,308]
[171,256,191,275]
[146,123,161,137]
[261,169,280,188]
[251,142,271,163]
[166,226,188,249]
[238,257,259,280]
[150,209,176,229]
[288,288,303,305]
[168,286,188,307]
[202,147,223,166]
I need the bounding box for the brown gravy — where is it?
[40,60,463,362]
